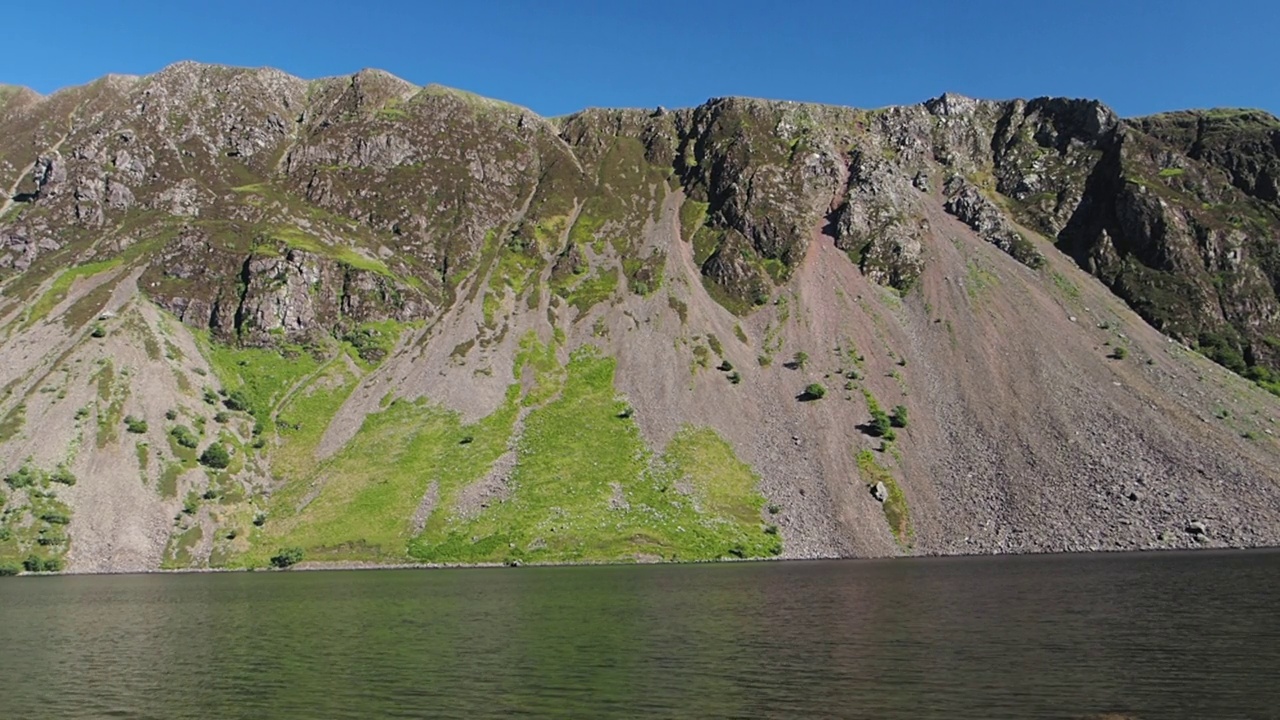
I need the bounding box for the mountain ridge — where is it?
[2,62,1280,573]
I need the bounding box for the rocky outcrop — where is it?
[3,63,1280,384]
[141,231,424,345]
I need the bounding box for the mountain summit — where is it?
[2,63,1279,573]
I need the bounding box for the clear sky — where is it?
[8,0,1278,118]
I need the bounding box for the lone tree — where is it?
[199,442,231,469]
[802,383,827,400]
[791,351,809,369]
[869,408,895,440]
[890,405,909,428]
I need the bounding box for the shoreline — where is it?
[10,543,1280,579]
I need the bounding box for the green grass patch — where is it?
[24,258,123,328]
[560,268,619,316]
[94,360,129,448]
[0,404,24,443]
[232,338,781,568]
[411,347,778,564]
[201,336,322,420]
[268,226,393,276]
[679,199,709,242]
[162,525,203,569]
[857,450,912,545]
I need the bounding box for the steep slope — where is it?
[1,63,1279,573]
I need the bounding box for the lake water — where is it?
[1,550,1277,719]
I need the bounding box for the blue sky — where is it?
[11,0,1279,118]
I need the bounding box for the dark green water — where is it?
[1,550,1277,719]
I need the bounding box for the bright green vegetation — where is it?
[266,226,393,276]
[863,390,895,440]
[0,463,74,571]
[202,337,322,420]
[411,347,778,564]
[1158,167,1185,178]
[22,258,123,328]
[679,199,709,241]
[857,450,912,545]
[555,267,620,315]
[802,383,826,400]
[342,319,415,368]
[199,442,231,469]
[234,336,778,567]
[270,547,304,568]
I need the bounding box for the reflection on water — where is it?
[1,550,1278,719]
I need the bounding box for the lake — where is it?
[1,550,1277,719]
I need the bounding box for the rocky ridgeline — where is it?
[2,65,1279,376]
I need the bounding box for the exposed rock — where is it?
[871,482,888,503]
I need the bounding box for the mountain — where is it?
[2,62,1279,574]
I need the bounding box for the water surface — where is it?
[1,550,1277,719]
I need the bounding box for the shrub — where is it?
[803,383,826,400]
[717,360,734,372]
[74,406,91,420]
[214,411,229,424]
[49,466,76,486]
[270,547,304,569]
[170,425,199,449]
[40,512,70,525]
[728,371,742,385]
[890,405,909,428]
[253,513,267,527]
[165,408,178,421]
[90,324,106,338]
[869,408,894,438]
[199,443,231,469]
[23,556,62,573]
[4,465,40,489]
[1111,346,1129,360]
[124,415,148,434]
[792,351,809,369]
[0,563,20,576]
[223,390,251,412]
[202,387,219,405]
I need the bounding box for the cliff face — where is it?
[2,63,1279,573]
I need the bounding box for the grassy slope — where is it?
[217,332,778,567]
